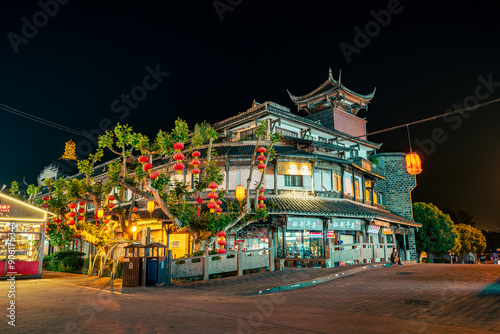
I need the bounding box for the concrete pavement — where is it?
[1,263,499,333]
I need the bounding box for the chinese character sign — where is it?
[328,218,362,231]
[0,204,11,212]
[287,217,323,231]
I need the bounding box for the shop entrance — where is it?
[285,230,324,259]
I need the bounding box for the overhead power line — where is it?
[0,103,97,140]
[363,97,500,138]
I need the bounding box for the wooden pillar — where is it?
[225,156,230,195]
[274,158,278,194]
[340,167,345,198]
[352,169,356,201]
[311,161,316,196]
[361,174,365,204]
[166,249,173,285]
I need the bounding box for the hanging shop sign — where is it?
[367,224,380,234]
[382,227,393,235]
[327,231,336,239]
[308,232,324,238]
[0,204,11,212]
[373,220,390,227]
[277,162,312,175]
[328,218,362,231]
[287,217,323,231]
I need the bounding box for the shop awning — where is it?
[265,196,421,228]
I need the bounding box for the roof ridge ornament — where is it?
[338,69,342,85]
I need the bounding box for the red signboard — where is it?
[0,204,10,212]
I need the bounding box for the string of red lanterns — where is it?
[173,142,185,174]
[217,231,227,254]
[257,146,266,172]
[258,187,266,210]
[191,150,201,176]
[207,182,218,213]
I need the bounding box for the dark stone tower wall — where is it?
[373,153,416,221]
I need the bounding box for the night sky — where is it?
[1,1,499,231]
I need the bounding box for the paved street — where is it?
[1,264,500,333]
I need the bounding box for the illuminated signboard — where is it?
[0,204,11,212]
[277,162,312,175]
[328,218,362,231]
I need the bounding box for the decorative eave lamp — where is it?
[405,126,422,175]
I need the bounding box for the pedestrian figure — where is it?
[391,248,402,266]
[480,253,486,264]
[468,252,475,264]
[450,252,455,264]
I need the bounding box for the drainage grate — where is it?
[402,300,431,306]
[395,272,413,275]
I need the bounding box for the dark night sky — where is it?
[0,1,499,231]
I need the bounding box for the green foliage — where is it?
[9,181,19,197]
[42,254,53,269]
[78,149,103,176]
[422,257,433,263]
[413,202,460,254]
[433,257,449,263]
[27,184,41,202]
[454,223,487,254]
[369,157,379,165]
[196,212,235,233]
[48,250,85,273]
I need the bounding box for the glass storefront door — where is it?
[285,230,324,259]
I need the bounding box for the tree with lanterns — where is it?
[39,119,279,252]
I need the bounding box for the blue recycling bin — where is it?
[146,258,158,286]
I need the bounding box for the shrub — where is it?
[48,250,85,273]
[422,257,433,263]
[433,257,450,263]
[42,254,53,270]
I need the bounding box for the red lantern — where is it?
[258,195,266,202]
[143,163,153,173]
[108,195,116,201]
[405,152,422,175]
[68,220,76,225]
[259,188,265,194]
[174,153,185,161]
[258,163,266,172]
[108,203,115,209]
[68,203,77,209]
[103,226,109,231]
[207,202,217,211]
[41,203,49,208]
[258,147,266,154]
[258,203,266,210]
[217,239,227,246]
[79,201,86,206]
[173,142,184,151]
[174,162,185,174]
[42,196,50,201]
[217,231,226,238]
[149,171,159,179]
[208,192,218,199]
[217,248,227,254]
[192,168,200,176]
[132,207,138,212]
[215,207,223,214]
[68,212,77,218]
[192,151,200,158]
[257,155,266,162]
[215,199,222,206]
[104,219,110,224]
[78,208,85,214]
[138,155,149,164]
[191,159,200,168]
[77,216,85,221]
[208,182,219,190]
[46,227,49,232]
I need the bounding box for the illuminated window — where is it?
[354,180,360,198]
[334,175,341,191]
[285,175,303,187]
[344,177,353,196]
[239,128,256,140]
[365,189,371,202]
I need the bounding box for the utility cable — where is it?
[0,103,97,140]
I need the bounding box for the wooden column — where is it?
[274,158,278,194]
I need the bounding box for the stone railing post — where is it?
[203,245,210,281]
[268,240,275,272]
[166,249,173,285]
[237,242,243,276]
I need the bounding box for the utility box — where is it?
[122,244,145,287]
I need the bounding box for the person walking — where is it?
[480,253,486,264]
[468,252,475,264]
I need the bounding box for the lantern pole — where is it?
[406,125,413,152]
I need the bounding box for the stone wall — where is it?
[373,153,416,221]
[304,109,335,129]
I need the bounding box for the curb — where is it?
[251,263,393,295]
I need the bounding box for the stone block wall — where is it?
[373,153,416,221]
[304,110,335,129]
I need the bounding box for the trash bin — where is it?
[122,243,145,287]
[145,242,168,286]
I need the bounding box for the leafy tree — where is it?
[442,207,476,227]
[413,202,460,256]
[9,181,19,198]
[454,224,486,260]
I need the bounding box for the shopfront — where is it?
[0,194,55,279]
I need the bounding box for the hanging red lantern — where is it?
[174,162,185,174]
[77,208,85,214]
[104,219,110,224]
[192,159,200,168]
[173,152,185,161]
[208,182,219,190]
[192,151,200,158]
[405,152,422,175]
[77,216,85,221]
[68,203,77,209]
[192,168,200,176]
[132,207,138,212]
[41,203,49,209]
[173,142,184,151]
[217,238,227,246]
[208,192,218,199]
[217,248,227,254]
[108,203,115,209]
[258,195,266,202]
[79,201,86,206]
[68,220,76,226]
[138,155,149,164]
[217,231,226,238]
[103,226,109,231]
[257,155,266,162]
[207,202,217,212]
[215,207,223,214]
[143,163,153,173]
[215,199,222,206]
[68,212,77,218]
[258,147,266,154]
[46,227,50,232]
[149,171,159,179]
[258,203,266,210]
[108,195,116,201]
[42,196,50,201]
[258,163,266,172]
[217,230,227,253]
